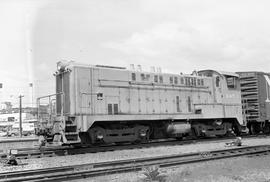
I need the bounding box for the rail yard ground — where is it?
[1,136,270,182]
[0,136,38,153]
[74,154,270,182]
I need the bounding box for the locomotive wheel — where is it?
[132,140,141,144]
[140,129,150,143]
[250,125,255,135]
[79,132,92,145]
[262,121,270,134]
[88,126,105,145]
[231,124,241,136]
[225,123,235,137]
[225,130,236,137]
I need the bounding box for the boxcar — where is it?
[237,72,270,134]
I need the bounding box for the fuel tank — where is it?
[166,122,191,135]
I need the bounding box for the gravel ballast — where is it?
[0,136,38,153]
[0,137,269,173]
[75,153,270,182]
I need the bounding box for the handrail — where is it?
[37,92,64,126]
[37,92,63,100]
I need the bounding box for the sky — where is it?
[1,0,270,107]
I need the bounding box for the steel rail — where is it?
[0,135,267,160]
[1,145,270,182]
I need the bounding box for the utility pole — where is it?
[19,95,24,137]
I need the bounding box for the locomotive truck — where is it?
[37,62,245,145]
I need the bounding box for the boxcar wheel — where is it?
[250,124,259,135]
[263,125,270,134]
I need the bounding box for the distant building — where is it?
[0,105,50,128]
[0,106,38,115]
[0,112,36,123]
[0,102,12,112]
[0,107,38,132]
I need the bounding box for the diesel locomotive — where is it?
[37,62,245,145]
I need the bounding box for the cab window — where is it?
[216,76,220,87]
[197,79,201,86]
[131,73,136,81]
[141,74,150,81]
[169,76,173,84]
[154,75,158,83]
[180,77,184,84]
[159,76,163,83]
[174,77,178,84]
[190,78,194,86]
[141,73,145,81]
[226,76,237,89]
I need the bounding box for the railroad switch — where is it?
[6,150,18,166]
[38,135,47,150]
[225,137,242,147]
[235,137,242,146]
[7,155,18,165]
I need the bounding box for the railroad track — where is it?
[0,135,268,160]
[1,145,270,182]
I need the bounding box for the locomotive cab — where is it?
[195,70,244,136]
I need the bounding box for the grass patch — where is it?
[141,166,193,182]
[141,165,167,182]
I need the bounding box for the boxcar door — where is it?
[263,74,270,120]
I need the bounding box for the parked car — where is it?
[22,130,34,136]
[7,128,19,137]
[10,123,35,136]
[0,131,7,137]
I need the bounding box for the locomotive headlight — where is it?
[57,64,66,72]
[57,61,69,72]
